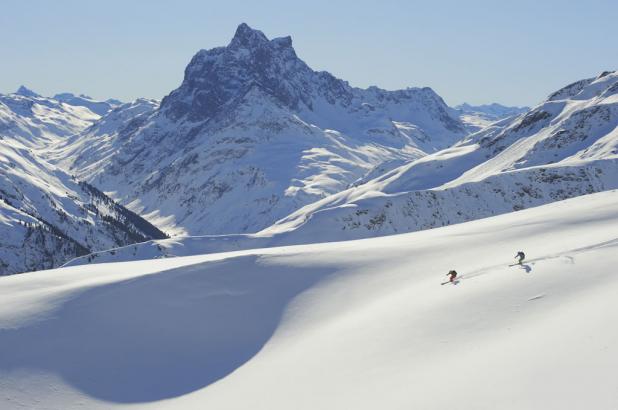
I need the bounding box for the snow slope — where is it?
[54,23,467,236]
[2,190,617,409]
[46,98,160,176]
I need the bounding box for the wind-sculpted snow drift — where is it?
[4,191,618,409]
[57,23,467,236]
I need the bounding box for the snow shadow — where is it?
[520,264,532,273]
[0,255,335,403]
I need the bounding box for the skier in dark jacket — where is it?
[515,251,525,265]
[446,270,458,283]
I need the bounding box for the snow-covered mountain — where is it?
[0,88,100,148]
[53,92,121,116]
[258,71,618,241]
[68,71,618,265]
[14,85,40,98]
[56,23,467,236]
[0,134,168,275]
[48,98,160,175]
[0,86,123,149]
[3,190,618,409]
[455,102,529,131]
[0,86,163,274]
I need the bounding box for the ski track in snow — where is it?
[457,236,618,283]
[0,190,617,409]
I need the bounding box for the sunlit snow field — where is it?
[1,190,617,409]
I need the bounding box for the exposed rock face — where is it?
[160,23,464,138]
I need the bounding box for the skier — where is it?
[441,270,459,285]
[515,251,525,265]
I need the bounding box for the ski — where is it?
[441,280,459,285]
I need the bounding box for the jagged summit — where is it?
[160,23,462,136]
[597,70,615,79]
[271,35,293,48]
[229,22,270,48]
[15,85,40,98]
[160,23,314,121]
[229,23,293,50]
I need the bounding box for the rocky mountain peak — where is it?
[597,70,615,79]
[157,23,465,143]
[160,24,315,121]
[229,23,270,48]
[15,85,40,98]
[271,35,293,49]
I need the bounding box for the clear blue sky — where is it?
[2,0,616,106]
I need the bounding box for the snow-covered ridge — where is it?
[47,98,160,175]
[260,71,618,238]
[0,86,163,274]
[0,87,122,149]
[53,92,121,116]
[455,102,529,131]
[55,23,468,236]
[6,190,618,409]
[0,90,100,148]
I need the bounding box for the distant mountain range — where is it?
[12,85,122,116]
[52,92,122,116]
[1,24,616,273]
[67,70,618,266]
[0,89,163,274]
[455,102,529,131]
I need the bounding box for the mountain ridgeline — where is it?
[2,23,617,272]
[67,70,618,266]
[0,90,166,275]
[0,140,169,274]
